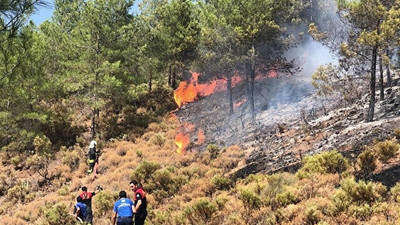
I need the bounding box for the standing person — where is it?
[79,185,101,225]
[130,180,148,225]
[88,140,100,174]
[75,196,88,224]
[112,191,135,225]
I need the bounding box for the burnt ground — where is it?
[176,72,400,186]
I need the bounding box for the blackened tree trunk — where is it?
[379,56,384,100]
[227,75,233,114]
[172,66,177,89]
[366,45,378,122]
[386,49,392,87]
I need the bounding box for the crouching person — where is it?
[75,196,87,224]
[112,191,135,225]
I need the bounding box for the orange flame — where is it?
[234,98,247,108]
[197,129,205,145]
[175,132,190,154]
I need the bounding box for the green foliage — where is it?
[7,182,31,203]
[184,199,217,224]
[332,177,386,213]
[211,175,234,191]
[149,133,166,146]
[357,148,377,177]
[93,191,117,217]
[33,135,52,155]
[390,182,400,202]
[207,144,221,160]
[305,205,321,225]
[43,202,77,225]
[297,150,349,179]
[130,160,162,184]
[147,168,188,202]
[373,139,400,162]
[239,189,262,210]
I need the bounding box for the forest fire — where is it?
[173,72,228,107]
[175,132,190,154]
[197,129,205,145]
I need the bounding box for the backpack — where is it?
[89,146,96,159]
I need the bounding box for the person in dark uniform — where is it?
[79,185,101,225]
[112,191,135,225]
[130,180,147,225]
[88,140,99,174]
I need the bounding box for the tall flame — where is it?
[175,132,190,154]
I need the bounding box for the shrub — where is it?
[147,168,188,202]
[357,148,377,178]
[211,175,234,191]
[130,160,162,184]
[56,185,69,196]
[184,199,217,224]
[239,189,262,210]
[7,182,31,203]
[391,182,400,202]
[10,155,22,167]
[374,139,400,162]
[349,203,372,221]
[273,190,298,209]
[149,133,165,146]
[297,150,349,179]
[61,150,80,171]
[305,205,321,225]
[33,135,52,155]
[43,202,76,225]
[340,177,386,205]
[207,144,221,160]
[93,191,117,217]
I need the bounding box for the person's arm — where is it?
[75,206,80,218]
[134,199,142,212]
[112,212,117,225]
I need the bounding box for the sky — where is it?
[29,1,141,25]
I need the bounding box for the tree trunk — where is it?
[168,65,172,87]
[148,69,152,92]
[172,66,177,89]
[366,45,377,122]
[227,75,233,115]
[379,56,384,100]
[386,49,392,87]
[91,110,96,139]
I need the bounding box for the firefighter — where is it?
[130,180,148,225]
[87,140,99,174]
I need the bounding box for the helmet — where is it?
[89,140,97,148]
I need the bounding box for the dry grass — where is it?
[2,120,400,225]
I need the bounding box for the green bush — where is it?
[305,205,321,225]
[147,168,187,202]
[374,139,400,162]
[33,135,52,155]
[207,144,221,160]
[7,183,31,203]
[211,175,234,191]
[93,191,117,217]
[43,202,77,225]
[10,155,22,167]
[130,160,162,183]
[349,203,372,221]
[239,189,262,210]
[391,182,400,202]
[273,190,298,209]
[337,178,386,206]
[297,150,349,179]
[184,199,217,224]
[357,148,377,178]
[149,133,166,146]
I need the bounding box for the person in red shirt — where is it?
[79,185,101,225]
[130,180,147,225]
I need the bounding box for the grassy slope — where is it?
[1,115,400,225]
